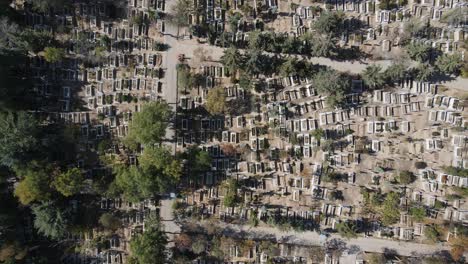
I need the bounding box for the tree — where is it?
[336,221,358,239]
[424,225,440,242]
[244,48,266,76]
[0,18,28,54]
[99,213,121,230]
[52,167,84,197]
[0,112,39,167]
[313,12,345,37]
[14,164,52,205]
[441,9,467,26]
[397,170,415,184]
[205,87,227,115]
[184,146,212,177]
[125,101,171,148]
[220,47,244,76]
[384,62,408,84]
[312,69,350,108]
[414,63,436,82]
[450,236,467,261]
[381,192,400,226]
[170,0,193,28]
[406,42,432,63]
[435,53,463,75]
[174,234,192,252]
[362,65,386,90]
[177,64,195,90]
[191,235,208,255]
[43,47,65,63]
[223,178,239,207]
[140,146,182,185]
[410,207,426,222]
[129,217,168,264]
[27,0,68,13]
[116,147,181,202]
[309,34,337,57]
[32,202,69,240]
[379,0,397,10]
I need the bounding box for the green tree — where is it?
[223,178,239,207]
[362,65,386,90]
[441,8,467,26]
[170,0,193,28]
[115,166,151,202]
[379,0,397,10]
[140,146,182,185]
[177,64,195,89]
[14,164,52,205]
[125,101,171,148]
[32,202,69,240]
[184,146,212,176]
[129,217,168,264]
[406,42,432,63]
[424,225,440,242]
[435,53,463,75]
[191,236,208,255]
[381,192,400,226]
[27,0,67,13]
[0,112,39,167]
[313,12,345,37]
[205,87,227,115]
[414,63,435,82]
[336,221,358,239]
[43,47,65,63]
[52,167,84,197]
[384,62,408,83]
[312,69,350,108]
[99,213,121,230]
[221,47,244,76]
[410,207,426,222]
[244,48,266,76]
[309,34,337,57]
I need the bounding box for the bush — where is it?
[424,225,440,242]
[410,207,426,222]
[397,170,415,184]
[414,161,427,169]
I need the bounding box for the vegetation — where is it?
[335,221,358,239]
[396,170,416,184]
[223,178,239,207]
[205,87,227,115]
[410,206,426,222]
[381,192,400,226]
[362,65,386,90]
[32,201,69,240]
[125,101,172,148]
[311,69,350,108]
[406,42,433,63]
[129,217,168,264]
[435,53,463,75]
[43,47,65,63]
[52,167,84,197]
[424,225,440,243]
[99,213,121,230]
[221,47,243,76]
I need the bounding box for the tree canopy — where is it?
[0,112,39,167]
[115,146,181,202]
[32,201,69,240]
[13,162,52,205]
[381,192,400,226]
[129,217,168,264]
[362,65,386,90]
[312,69,350,108]
[221,46,244,76]
[125,101,172,148]
[52,167,84,197]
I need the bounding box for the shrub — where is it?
[414,161,427,169]
[424,225,440,242]
[397,170,415,184]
